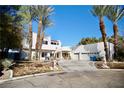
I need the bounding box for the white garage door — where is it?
[80,54,90,60]
[73,53,79,60]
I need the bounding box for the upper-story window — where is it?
[42,41,48,45]
[51,40,59,45]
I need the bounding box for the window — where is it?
[57,53,59,58]
[51,41,59,45]
[43,41,48,45]
[74,53,79,55]
[51,42,56,45]
[42,52,47,57]
[51,42,54,45]
[42,52,45,57]
[50,53,54,57]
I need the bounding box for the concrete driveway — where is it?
[0,60,124,88]
[58,60,97,72]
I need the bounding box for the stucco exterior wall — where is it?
[22,32,70,60]
[71,42,114,61]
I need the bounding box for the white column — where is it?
[69,52,71,60]
[60,51,63,60]
[79,52,81,61]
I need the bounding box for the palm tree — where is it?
[19,6,35,60]
[32,5,54,60]
[107,6,124,59]
[91,5,110,62]
[39,17,53,60]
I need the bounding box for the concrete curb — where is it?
[0,71,65,84]
[98,69,124,71]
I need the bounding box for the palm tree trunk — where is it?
[28,21,32,61]
[39,31,45,60]
[113,23,118,59]
[99,17,109,62]
[35,16,42,60]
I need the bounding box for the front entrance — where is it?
[62,52,70,60]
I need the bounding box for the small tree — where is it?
[0,6,23,59]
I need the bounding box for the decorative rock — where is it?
[0,69,13,80]
[101,63,110,69]
[9,70,13,78]
[50,67,54,70]
[54,66,59,70]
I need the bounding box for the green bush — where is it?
[0,59,13,70]
[116,43,124,61]
[96,56,103,61]
[0,62,4,71]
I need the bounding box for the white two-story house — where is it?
[22,32,71,61]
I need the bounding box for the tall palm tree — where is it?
[39,17,53,60]
[19,6,35,60]
[107,6,124,59]
[32,5,54,60]
[91,5,110,62]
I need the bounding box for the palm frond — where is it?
[42,16,53,30]
[17,5,36,25]
[91,5,110,18]
[32,5,54,21]
[107,5,124,23]
[32,5,54,30]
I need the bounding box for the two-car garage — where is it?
[71,42,114,61]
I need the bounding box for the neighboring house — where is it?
[22,32,71,60]
[71,42,114,61]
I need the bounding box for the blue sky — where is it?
[32,5,124,46]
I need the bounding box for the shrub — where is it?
[0,62,4,71]
[0,58,13,70]
[116,43,124,61]
[96,56,103,61]
[0,62,4,76]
